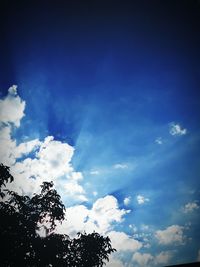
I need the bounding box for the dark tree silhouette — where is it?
[0,163,116,266]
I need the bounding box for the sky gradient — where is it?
[0,1,200,266]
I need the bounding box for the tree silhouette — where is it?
[0,163,116,266]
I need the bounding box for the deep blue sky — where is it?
[0,1,200,266]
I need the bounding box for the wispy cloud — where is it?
[182,202,199,213]
[113,163,128,169]
[136,195,150,205]
[155,137,163,145]
[169,122,187,136]
[90,170,100,175]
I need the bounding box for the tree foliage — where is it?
[0,163,116,266]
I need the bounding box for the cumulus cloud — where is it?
[132,251,173,267]
[108,231,142,252]
[169,123,187,136]
[155,251,173,265]
[0,86,139,263]
[90,195,130,233]
[136,195,149,205]
[132,252,154,266]
[56,196,130,237]
[106,255,124,267]
[182,202,199,213]
[155,225,186,245]
[0,85,25,127]
[0,87,86,201]
[124,196,131,206]
[8,136,88,202]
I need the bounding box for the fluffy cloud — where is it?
[182,202,199,213]
[56,196,130,237]
[169,123,187,136]
[106,255,124,267]
[155,251,173,265]
[8,136,87,201]
[132,251,173,267]
[0,87,86,201]
[89,195,129,234]
[132,252,154,266]
[0,85,25,127]
[108,231,142,252]
[155,225,185,245]
[124,196,131,206]
[0,125,17,166]
[136,195,149,205]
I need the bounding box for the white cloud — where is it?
[106,255,124,267]
[56,196,130,238]
[155,137,163,145]
[90,195,130,234]
[141,224,149,231]
[197,249,200,261]
[132,251,173,267]
[0,87,86,201]
[113,163,128,169]
[124,196,131,206]
[169,123,187,136]
[182,202,199,213]
[0,125,17,166]
[155,251,173,265]
[136,195,149,205]
[93,191,98,196]
[15,139,41,158]
[108,231,142,252]
[90,170,100,175]
[7,136,81,196]
[132,252,154,267]
[155,225,185,245]
[129,224,137,232]
[0,85,25,127]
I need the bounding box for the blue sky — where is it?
[0,1,200,266]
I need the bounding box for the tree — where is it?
[0,163,116,266]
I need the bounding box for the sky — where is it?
[0,1,200,266]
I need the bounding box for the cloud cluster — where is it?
[137,194,149,205]
[56,196,130,236]
[132,251,173,267]
[108,231,142,252]
[0,86,142,263]
[155,225,186,245]
[169,123,187,136]
[0,85,25,127]
[0,87,85,201]
[182,202,199,213]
